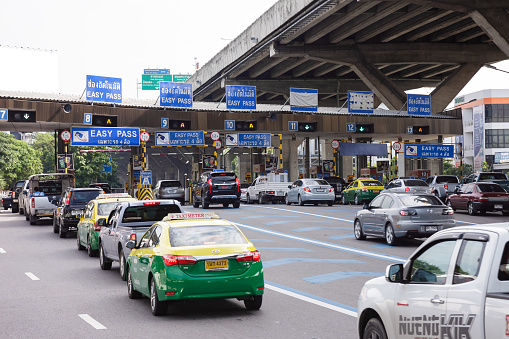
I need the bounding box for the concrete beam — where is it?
[380,10,452,42]
[430,20,478,42]
[292,60,327,77]
[369,0,505,12]
[430,63,483,113]
[249,57,288,78]
[270,56,310,78]
[455,28,485,42]
[470,8,509,58]
[384,64,417,76]
[405,13,469,41]
[421,64,460,78]
[313,63,344,77]
[400,64,442,78]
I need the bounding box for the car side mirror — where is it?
[363,203,370,209]
[23,190,28,195]
[386,264,403,283]
[288,185,292,189]
[125,240,137,249]
[97,218,107,227]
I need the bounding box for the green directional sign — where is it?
[142,74,173,90]
[172,74,192,82]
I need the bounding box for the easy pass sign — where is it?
[70,127,140,146]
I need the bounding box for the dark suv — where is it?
[192,171,241,209]
[53,187,103,238]
[10,180,26,213]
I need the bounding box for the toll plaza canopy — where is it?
[189,0,509,113]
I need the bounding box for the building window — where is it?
[486,129,509,148]
[485,104,509,123]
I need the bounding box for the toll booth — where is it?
[408,169,430,181]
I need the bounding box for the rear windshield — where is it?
[477,183,506,193]
[404,180,428,186]
[399,195,442,206]
[38,181,63,195]
[161,181,182,188]
[98,202,121,216]
[70,190,102,204]
[240,183,250,189]
[304,179,329,186]
[211,173,236,183]
[361,180,382,186]
[15,181,25,189]
[479,173,507,181]
[122,204,181,223]
[168,225,247,247]
[436,176,459,184]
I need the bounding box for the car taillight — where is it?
[478,197,488,201]
[12,191,15,197]
[65,194,71,205]
[92,221,102,231]
[442,208,454,215]
[267,191,275,195]
[162,254,197,266]
[303,187,311,193]
[208,179,213,193]
[236,178,240,192]
[400,209,417,216]
[130,233,137,241]
[143,201,160,205]
[329,187,334,192]
[31,198,35,208]
[405,187,410,192]
[360,188,368,192]
[444,184,448,190]
[236,251,261,262]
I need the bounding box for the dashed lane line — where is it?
[25,272,40,281]
[79,314,107,330]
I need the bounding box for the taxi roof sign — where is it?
[98,193,132,199]
[163,212,219,221]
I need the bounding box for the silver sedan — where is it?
[354,192,456,246]
[285,179,335,206]
[383,178,432,194]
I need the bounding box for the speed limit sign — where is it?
[60,130,71,142]
[331,140,340,149]
[215,140,222,149]
[140,131,150,143]
[210,131,220,141]
[393,142,402,151]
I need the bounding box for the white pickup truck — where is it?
[25,173,74,225]
[357,222,509,339]
[246,175,290,204]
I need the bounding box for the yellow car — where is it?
[126,212,264,316]
[77,193,137,256]
[341,179,384,205]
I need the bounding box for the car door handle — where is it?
[147,254,153,258]
[430,297,444,304]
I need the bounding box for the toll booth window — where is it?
[169,225,247,247]
[453,240,485,284]
[498,242,509,281]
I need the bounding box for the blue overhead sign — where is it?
[290,88,318,112]
[0,109,7,121]
[407,94,431,116]
[86,75,122,104]
[404,144,454,158]
[288,121,298,131]
[144,69,171,74]
[225,85,256,110]
[160,82,192,108]
[225,133,271,147]
[224,120,235,130]
[348,91,373,113]
[155,131,205,146]
[70,127,139,146]
[140,170,152,185]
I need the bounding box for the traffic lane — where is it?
[0,211,353,339]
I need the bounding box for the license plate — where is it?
[71,210,83,216]
[277,191,284,196]
[316,189,324,192]
[495,204,503,209]
[220,185,228,189]
[372,190,379,193]
[426,226,438,232]
[205,260,228,271]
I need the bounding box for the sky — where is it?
[1,0,508,103]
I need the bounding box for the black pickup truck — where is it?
[10,180,26,213]
[2,191,13,210]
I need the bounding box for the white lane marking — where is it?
[79,314,107,330]
[236,222,405,262]
[0,248,6,253]
[266,283,357,317]
[245,205,353,222]
[25,272,40,280]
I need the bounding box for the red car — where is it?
[445,182,509,216]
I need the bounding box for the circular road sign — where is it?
[215,140,222,149]
[393,142,402,151]
[60,130,71,142]
[140,131,150,143]
[331,140,340,149]
[211,131,220,141]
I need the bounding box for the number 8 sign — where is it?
[84,113,92,125]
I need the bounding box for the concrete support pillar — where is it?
[283,138,301,182]
[470,9,509,58]
[398,150,406,177]
[321,139,335,161]
[304,137,310,178]
[341,156,354,180]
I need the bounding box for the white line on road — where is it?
[246,205,353,222]
[266,283,357,317]
[25,272,39,280]
[0,248,6,253]
[79,314,107,330]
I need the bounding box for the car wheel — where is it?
[119,249,127,281]
[298,195,304,206]
[354,219,366,240]
[244,295,263,310]
[363,318,388,339]
[99,244,112,270]
[192,195,200,208]
[468,202,476,215]
[446,200,455,211]
[12,206,18,213]
[285,195,291,205]
[503,211,509,216]
[52,217,59,233]
[385,223,398,246]
[342,195,348,205]
[202,201,209,209]
[19,207,23,215]
[327,201,334,206]
[127,265,142,299]
[246,194,253,204]
[26,210,30,221]
[29,214,37,225]
[233,201,240,208]
[87,236,97,257]
[59,223,67,238]
[223,203,229,208]
[258,194,265,204]
[77,234,85,250]
[354,194,360,205]
[151,277,167,316]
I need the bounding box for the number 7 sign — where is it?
[0,109,7,121]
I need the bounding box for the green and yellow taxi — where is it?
[126,212,264,316]
[77,193,136,257]
[341,178,384,205]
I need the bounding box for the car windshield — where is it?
[122,204,181,223]
[304,179,329,186]
[479,173,507,181]
[161,181,181,188]
[169,225,247,247]
[361,180,382,186]
[436,176,459,184]
[70,190,102,204]
[399,195,442,206]
[404,180,428,186]
[477,184,506,193]
[98,202,121,216]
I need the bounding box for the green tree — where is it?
[443,160,473,178]
[0,132,42,189]
[33,132,57,173]
[70,146,122,188]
